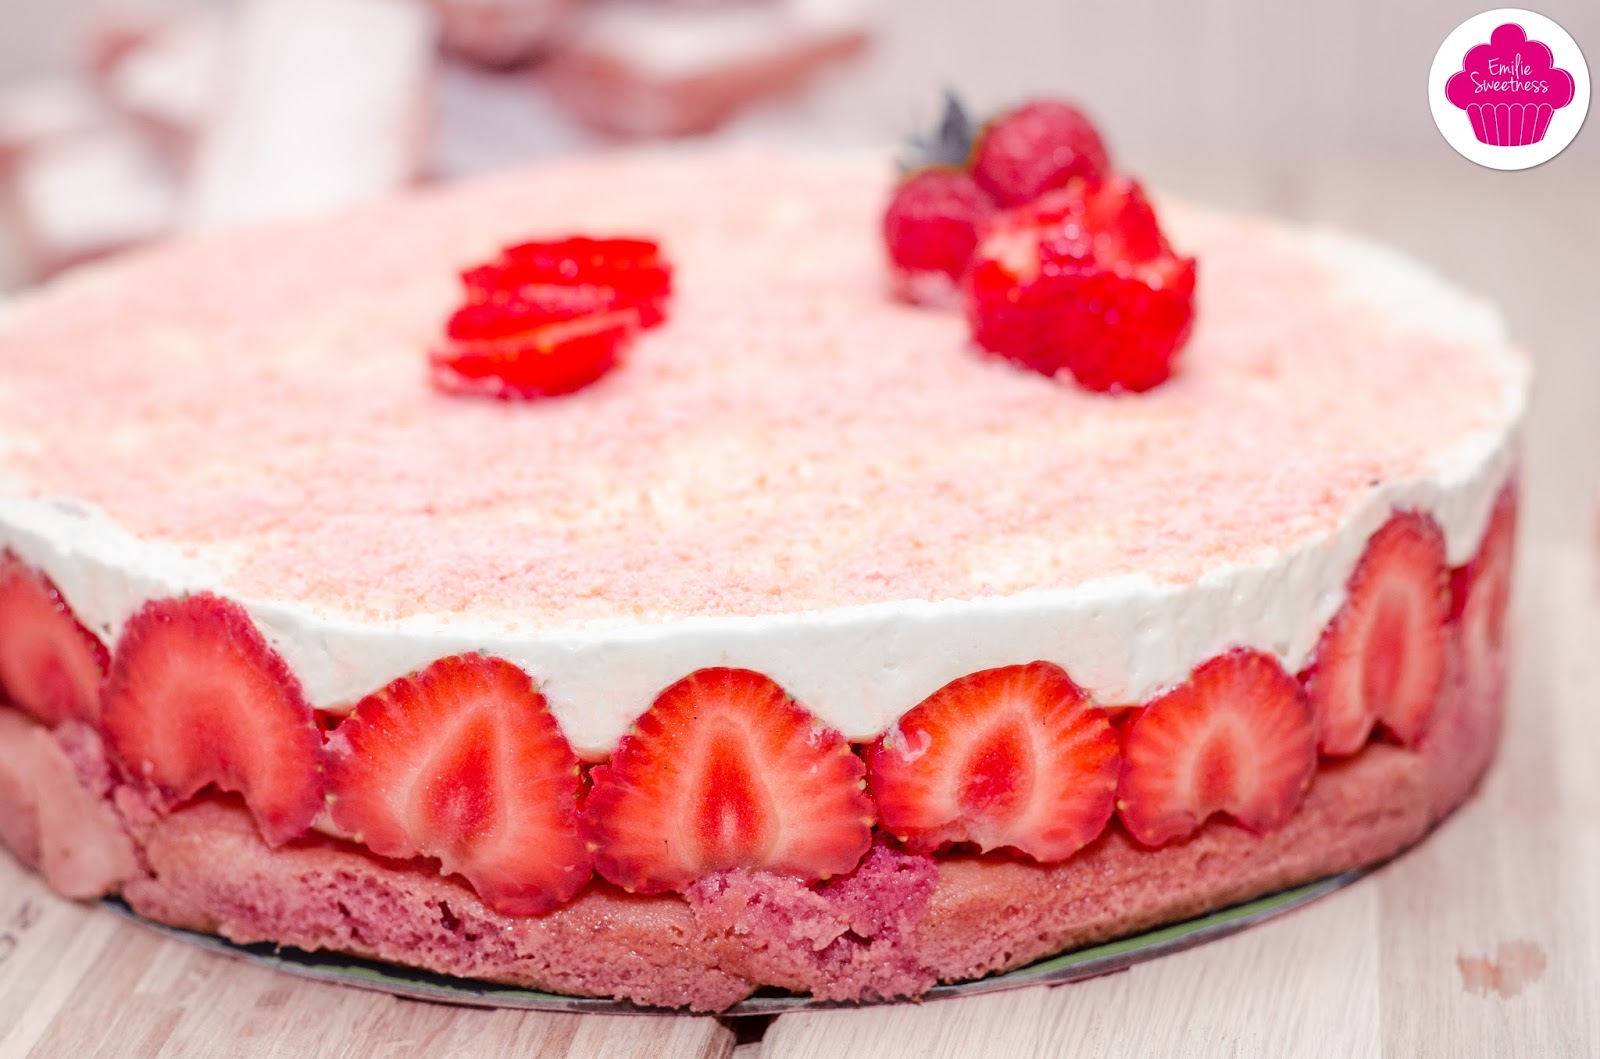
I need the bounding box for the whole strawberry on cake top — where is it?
[0,96,1526,1010]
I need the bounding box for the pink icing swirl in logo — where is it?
[1445,22,1576,146]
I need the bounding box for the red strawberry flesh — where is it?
[468,237,671,329]
[1446,482,1518,717]
[0,553,108,726]
[1117,649,1316,847]
[446,285,618,341]
[1452,483,1517,642]
[1303,512,1449,753]
[431,309,636,400]
[100,593,323,846]
[867,662,1120,863]
[325,654,591,916]
[965,178,1197,392]
[582,667,873,895]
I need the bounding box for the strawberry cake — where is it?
[0,105,1526,1010]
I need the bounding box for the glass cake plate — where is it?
[101,868,1365,1016]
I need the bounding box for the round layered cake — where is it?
[0,149,1525,1011]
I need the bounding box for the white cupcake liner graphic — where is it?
[1462,101,1557,146]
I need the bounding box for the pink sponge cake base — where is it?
[2,628,1502,1011]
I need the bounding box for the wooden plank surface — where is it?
[2,156,1597,1056]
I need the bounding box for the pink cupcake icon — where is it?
[1446,22,1577,146]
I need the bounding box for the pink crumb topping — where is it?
[0,151,1513,627]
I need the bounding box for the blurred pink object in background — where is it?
[80,0,209,80]
[427,58,599,178]
[0,0,877,283]
[4,127,176,277]
[431,0,579,69]
[97,8,225,160]
[0,78,112,167]
[544,0,871,136]
[0,77,175,278]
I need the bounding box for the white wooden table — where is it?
[2,156,1596,1057]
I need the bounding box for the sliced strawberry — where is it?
[463,237,671,330]
[100,593,323,846]
[866,662,1119,863]
[965,178,1197,392]
[0,553,108,726]
[1452,482,1517,646]
[325,654,590,916]
[431,237,671,401]
[582,667,873,894]
[1117,649,1316,847]
[446,284,617,341]
[970,99,1111,208]
[430,309,636,400]
[1304,512,1449,753]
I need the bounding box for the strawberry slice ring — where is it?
[1117,649,1317,848]
[324,654,591,917]
[582,667,874,895]
[1303,512,1450,755]
[866,662,1120,863]
[0,552,109,726]
[99,594,324,847]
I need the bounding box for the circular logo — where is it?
[1429,9,1590,170]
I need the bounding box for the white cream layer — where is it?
[0,224,1528,759]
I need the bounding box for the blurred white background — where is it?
[1,0,1595,282]
[6,0,1598,156]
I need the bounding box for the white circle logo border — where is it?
[1429,9,1590,170]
